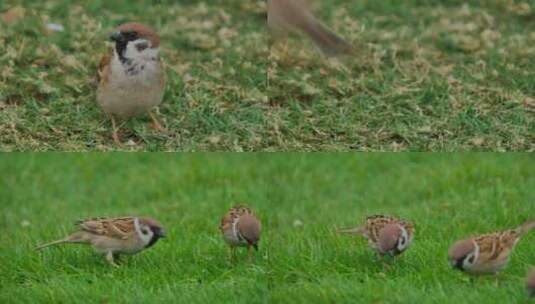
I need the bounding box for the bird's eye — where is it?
[135,42,148,52]
[142,228,149,235]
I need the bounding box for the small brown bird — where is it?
[219,205,262,261]
[528,269,535,298]
[267,0,352,57]
[448,219,535,275]
[97,22,166,144]
[36,217,165,267]
[338,215,415,257]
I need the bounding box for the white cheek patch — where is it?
[231,217,240,240]
[397,226,410,251]
[463,242,479,269]
[134,218,153,246]
[124,39,159,61]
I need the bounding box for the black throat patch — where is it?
[145,234,162,248]
[454,258,465,271]
[115,40,130,64]
[145,226,164,248]
[114,31,139,64]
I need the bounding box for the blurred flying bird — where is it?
[267,0,353,57]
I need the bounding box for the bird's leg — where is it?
[468,276,476,285]
[105,251,119,268]
[108,114,121,145]
[382,260,392,272]
[149,111,166,132]
[113,253,121,264]
[228,246,235,264]
[248,245,253,262]
[493,273,499,287]
[379,253,396,272]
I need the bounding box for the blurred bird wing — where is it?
[97,49,113,85]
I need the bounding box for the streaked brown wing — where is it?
[109,217,136,236]
[475,233,501,262]
[78,218,107,235]
[366,215,394,243]
[77,217,134,239]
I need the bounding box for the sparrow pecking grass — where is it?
[36,216,166,267]
[220,205,262,262]
[338,215,415,257]
[448,219,535,276]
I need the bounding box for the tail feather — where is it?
[35,238,70,251]
[337,227,365,235]
[35,232,87,250]
[519,219,535,236]
[301,18,353,57]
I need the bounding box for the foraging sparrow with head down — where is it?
[220,205,262,260]
[337,215,414,257]
[36,216,166,267]
[267,0,353,57]
[97,22,166,144]
[528,269,535,298]
[448,219,535,275]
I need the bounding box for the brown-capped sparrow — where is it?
[36,216,165,267]
[448,219,535,275]
[220,205,262,261]
[97,22,166,144]
[338,215,415,257]
[267,0,353,57]
[528,269,535,298]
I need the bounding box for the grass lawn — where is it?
[1,154,535,303]
[1,1,534,151]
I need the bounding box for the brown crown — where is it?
[448,239,475,260]
[117,22,160,48]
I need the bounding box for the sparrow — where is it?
[337,215,415,257]
[35,216,166,267]
[528,269,535,298]
[219,205,262,261]
[97,22,166,144]
[448,219,535,275]
[267,0,353,57]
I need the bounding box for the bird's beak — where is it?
[109,31,124,42]
[157,229,166,238]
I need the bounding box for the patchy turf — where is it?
[1,1,534,151]
[1,154,535,303]
[269,0,535,151]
